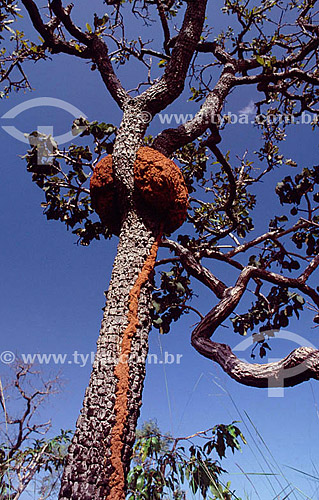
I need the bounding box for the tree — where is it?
[0,361,72,499]
[12,0,319,497]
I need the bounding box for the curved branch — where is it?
[192,339,319,388]
[191,261,319,388]
[138,0,208,114]
[22,0,129,108]
[253,266,319,307]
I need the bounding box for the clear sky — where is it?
[1,1,319,499]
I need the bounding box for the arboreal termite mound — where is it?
[90,146,188,234]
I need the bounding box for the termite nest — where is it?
[90,146,189,234]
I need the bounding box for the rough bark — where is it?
[59,213,159,500]
[59,105,159,499]
[191,338,319,388]
[152,64,236,156]
[191,262,319,389]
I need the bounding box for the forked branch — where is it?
[21,0,129,107]
[191,258,319,388]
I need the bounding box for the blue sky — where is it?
[1,2,319,498]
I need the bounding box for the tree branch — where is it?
[161,238,227,299]
[21,0,91,58]
[204,135,238,232]
[235,67,319,88]
[22,0,129,108]
[224,220,315,258]
[49,0,90,45]
[191,260,319,388]
[192,339,319,388]
[138,0,208,115]
[90,36,129,108]
[196,41,235,65]
[156,0,171,55]
[152,65,236,155]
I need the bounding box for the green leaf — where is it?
[256,55,265,66]
[153,318,163,326]
[135,473,145,491]
[158,59,167,68]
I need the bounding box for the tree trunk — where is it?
[59,108,158,499]
[59,213,159,499]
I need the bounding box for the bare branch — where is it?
[299,254,319,284]
[224,220,316,258]
[90,36,130,108]
[191,260,319,388]
[49,0,90,45]
[196,41,235,65]
[138,0,208,115]
[156,0,171,55]
[192,339,319,388]
[21,0,91,58]
[235,67,319,88]
[21,0,129,108]
[204,134,238,234]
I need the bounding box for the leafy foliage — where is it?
[0,430,73,499]
[276,166,319,208]
[151,263,192,334]
[0,362,72,499]
[22,119,117,245]
[275,167,319,255]
[0,0,45,97]
[231,287,306,358]
[232,287,305,337]
[127,420,245,500]
[176,143,257,240]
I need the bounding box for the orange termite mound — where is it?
[89,155,120,235]
[90,146,189,234]
[134,146,189,232]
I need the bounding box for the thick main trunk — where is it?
[59,105,157,499]
[59,212,159,499]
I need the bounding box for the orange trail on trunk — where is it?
[107,229,163,500]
